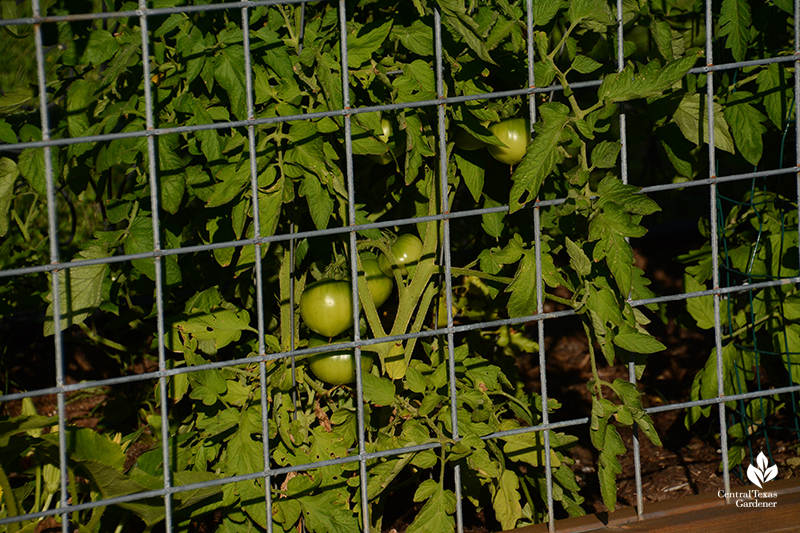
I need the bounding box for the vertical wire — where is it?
[337,3,370,529]
[290,1,307,423]
[617,0,644,520]
[31,2,68,531]
[794,0,800,418]
[433,8,463,533]
[705,0,732,502]
[138,1,173,528]
[241,3,273,532]
[793,0,800,454]
[525,1,552,530]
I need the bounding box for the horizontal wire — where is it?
[2,272,798,403]
[2,374,796,529]
[2,164,797,279]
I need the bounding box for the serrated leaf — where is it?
[598,441,623,512]
[724,91,766,166]
[673,92,735,154]
[532,0,563,27]
[44,245,110,336]
[481,195,504,238]
[347,20,393,67]
[598,54,697,103]
[567,0,615,31]
[684,273,715,329]
[506,251,536,318]
[406,482,456,533]
[757,63,790,130]
[493,470,523,530]
[0,157,19,237]
[299,487,359,533]
[566,237,591,277]
[502,430,561,468]
[362,372,396,406]
[0,119,16,144]
[173,309,256,352]
[591,141,621,169]
[394,20,434,56]
[572,55,602,74]
[437,0,496,65]
[82,29,119,65]
[298,173,333,230]
[393,59,436,103]
[0,85,36,115]
[17,147,47,198]
[613,331,666,354]
[509,103,570,212]
[595,175,660,215]
[124,214,181,284]
[214,45,247,121]
[455,151,484,202]
[777,324,800,386]
[649,19,674,60]
[718,0,752,62]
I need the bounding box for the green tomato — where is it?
[299,279,354,337]
[487,118,531,165]
[368,117,404,165]
[378,234,424,277]
[307,336,374,385]
[359,255,394,308]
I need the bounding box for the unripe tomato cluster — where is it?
[372,115,532,167]
[299,234,423,384]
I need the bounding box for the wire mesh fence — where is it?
[1,0,799,532]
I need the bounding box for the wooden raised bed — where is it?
[514,477,800,533]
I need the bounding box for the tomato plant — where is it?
[378,234,424,278]
[1,0,793,531]
[307,336,374,385]
[299,279,354,337]
[487,118,531,165]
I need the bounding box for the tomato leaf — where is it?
[718,0,753,62]
[406,481,456,533]
[347,20,393,67]
[506,250,537,318]
[613,331,666,354]
[492,470,523,530]
[509,103,570,213]
[672,92,736,154]
[44,245,110,336]
[361,373,396,406]
[0,157,19,237]
[724,91,767,166]
[298,173,333,230]
[757,63,791,130]
[436,0,496,65]
[598,54,697,103]
[213,45,247,121]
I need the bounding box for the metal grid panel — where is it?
[0,1,798,532]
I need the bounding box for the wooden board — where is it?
[512,477,800,533]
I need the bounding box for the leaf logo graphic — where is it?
[746,452,778,488]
